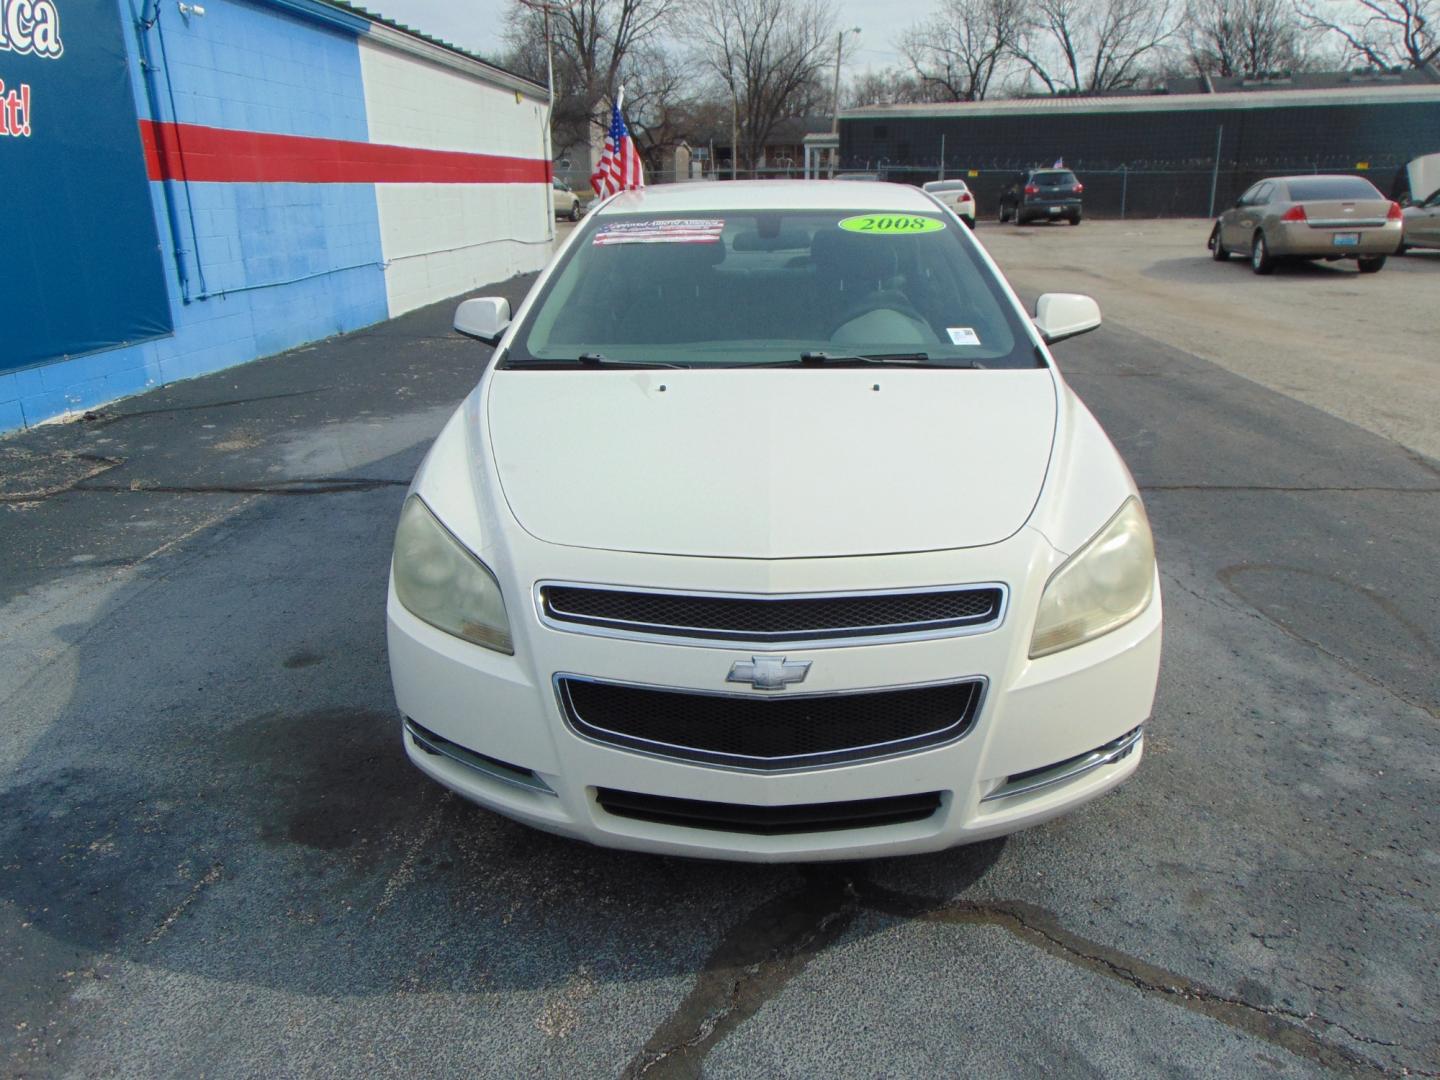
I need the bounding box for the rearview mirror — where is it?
[454,297,511,345]
[1034,293,1102,345]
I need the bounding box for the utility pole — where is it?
[830,26,861,136]
[516,0,568,239]
[731,84,739,180]
[1207,124,1224,219]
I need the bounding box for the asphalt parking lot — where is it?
[1,218,1436,1077]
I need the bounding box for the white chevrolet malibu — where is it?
[387,181,1161,862]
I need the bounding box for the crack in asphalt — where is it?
[1140,484,1440,494]
[621,872,860,1079]
[1160,569,1439,722]
[69,478,410,497]
[144,863,223,946]
[627,866,1430,1079]
[0,453,125,502]
[1216,563,1439,721]
[79,387,331,426]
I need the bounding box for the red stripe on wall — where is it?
[138,121,551,184]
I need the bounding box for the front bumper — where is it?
[387,548,1162,862]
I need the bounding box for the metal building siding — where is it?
[841,97,1440,216]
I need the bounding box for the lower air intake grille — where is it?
[558,677,983,769]
[595,788,943,835]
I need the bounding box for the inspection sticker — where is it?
[594,219,725,246]
[946,327,981,346]
[837,214,946,235]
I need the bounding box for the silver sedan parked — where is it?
[1208,175,1403,275]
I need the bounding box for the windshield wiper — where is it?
[516,353,684,369]
[800,351,931,365]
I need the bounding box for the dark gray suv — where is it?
[999,168,1084,225]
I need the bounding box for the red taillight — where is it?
[1024,184,1038,196]
[1074,182,1084,194]
[1280,204,1307,222]
[1388,201,1403,221]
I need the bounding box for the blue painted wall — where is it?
[0,0,388,432]
[0,0,172,377]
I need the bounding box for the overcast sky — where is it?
[366,0,926,74]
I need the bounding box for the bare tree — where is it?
[688,0,838,171]
[503,0,683,152]
[1182,0,1311,73]
[900,0,1023,100]
[1011,0,1179,92]
[1297,0,1439,68]
[847,66,950,105]
[622,44,705,171]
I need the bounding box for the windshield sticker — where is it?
[837,214,945,235]
[594,219,725,246]
[946,327,981,346]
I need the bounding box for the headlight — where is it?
[392,495,513,653]
[1029,498,1155,658]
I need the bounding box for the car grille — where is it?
[539,584,1004,645]
[557,677,984,769]
[595,788,943,835]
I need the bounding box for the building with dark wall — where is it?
[839,84,1440,219]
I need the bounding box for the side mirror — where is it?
[1034,293,1102,345]
[454,297,511,345]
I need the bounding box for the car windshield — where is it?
[924,181,969,193]
[506,209,1039,369]
[1285,177,1381,200]
[1031,171,1077,186]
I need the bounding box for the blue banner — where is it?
[1,0,172,374]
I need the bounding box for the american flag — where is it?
[591,91,645,197]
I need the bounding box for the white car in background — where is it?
[923,179,977,227]
[387,181,1161,862]
[552,178,582,221]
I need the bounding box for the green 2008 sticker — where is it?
[838,214,946,235]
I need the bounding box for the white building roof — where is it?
[842,83,1440,121]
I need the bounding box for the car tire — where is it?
[998,204,1010,223]
[1209,224,1229,261]
[963,215,975,229]
[1069,213,1082,225]
[1357,255,1386,274]
[1251,232,1275,275]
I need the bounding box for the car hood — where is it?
[486,368,1057,558]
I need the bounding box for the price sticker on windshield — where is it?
[838,215,946,235]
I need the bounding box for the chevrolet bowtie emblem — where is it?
[727,655,811,691]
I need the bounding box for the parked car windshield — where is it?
[924,181,969,193]
[1285,177,1382,200]
[1031,171,1077,186]
[507,210,1039,369]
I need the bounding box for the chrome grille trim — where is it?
[554,673,987,772]
[405,718,556,796]
[981,725,1143,802]
[534,581,1008,649]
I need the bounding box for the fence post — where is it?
[1120,164,1128,219]
[1207,124,1224,218]
[939,134,945,181]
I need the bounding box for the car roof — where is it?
[1259,174,1380,185]
[597,180,938,216]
